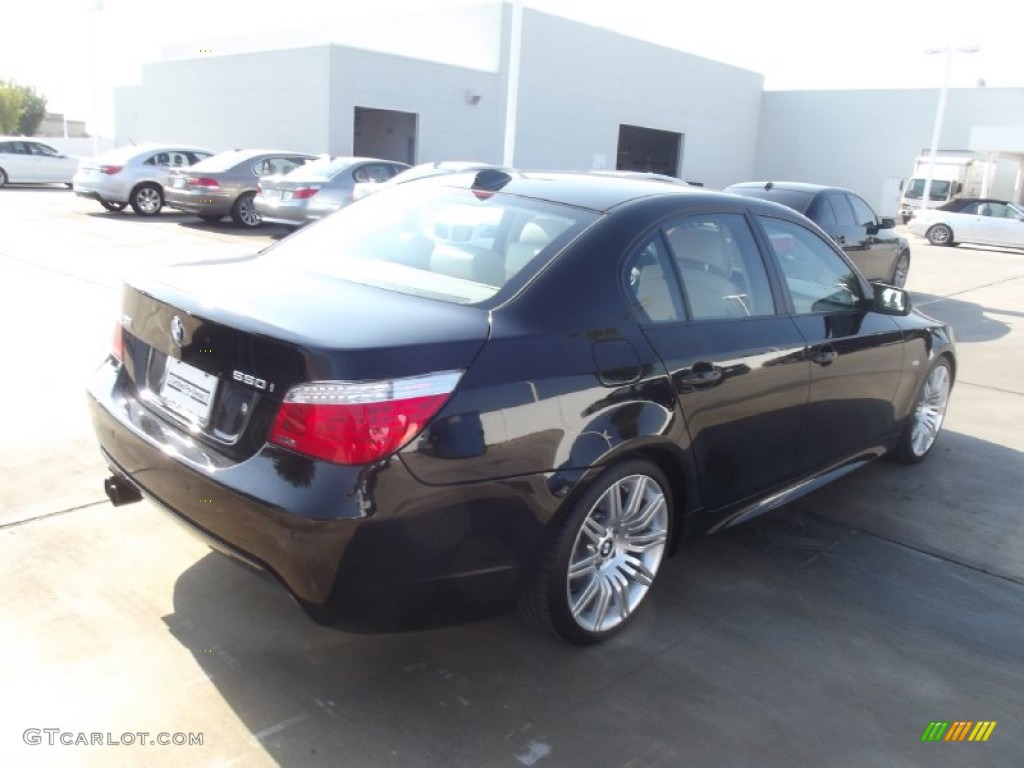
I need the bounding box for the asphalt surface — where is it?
[1,186,1022,767]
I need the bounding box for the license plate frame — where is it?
[159,357,218,426]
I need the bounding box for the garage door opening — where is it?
[354,108,418,164]
[616,124,682,177]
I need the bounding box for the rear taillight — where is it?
[268,371,462,465]
[112,319,124,363]
[100,165,123,175]
[188,177,220,188]
[292,187,319,199]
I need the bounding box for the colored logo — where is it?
[921,721,997,742]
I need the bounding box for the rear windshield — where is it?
[730,187,813,213]
[282,157,353,182]
[190,151,259,172]
[264,182,598,304]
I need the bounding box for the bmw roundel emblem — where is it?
[170,315,185,347]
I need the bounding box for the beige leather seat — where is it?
[431,244,504,287]
[505,218,570,279]
[668,226,749,318]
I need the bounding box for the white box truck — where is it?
[899,153,1017,223]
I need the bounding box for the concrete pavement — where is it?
[1,189,1021,767]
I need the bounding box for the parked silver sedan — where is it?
[908,198,1024,249]
[164,149,318,227]
[73,144,214,215]
[255,156,408,227]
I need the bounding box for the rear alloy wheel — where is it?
[890,250,910,288]
[522,459,672,644]
[130,183,163,216]
[231,192,261,227]
[100,199,128,212]
[891,357,952,463]
[926,224,954,246]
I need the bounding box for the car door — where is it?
[0,141,33,181]
[27,141,75,183]
[847,192,900,281]
[627,212,811,512]
[757,215,906,471]
[963,202,1024,247]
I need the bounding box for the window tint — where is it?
[827,194,856,226]
[760,217,863,314]
[847,194,877,227]
[255,156,308,177]
[979,202,1015,218]
[959,201,982,215]
[664,214,775,319]
[625,235,684,323]
[807,196,836,227]
[29,142,59,157]
[0,142,12,153]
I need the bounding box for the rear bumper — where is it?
[87,359,544,628]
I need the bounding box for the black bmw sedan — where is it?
[725,181,912,289]
[89,171,954,644]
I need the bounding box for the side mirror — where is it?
[879,217,896,229]
[872,283,911,315]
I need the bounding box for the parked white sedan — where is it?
[908,198,1024,249]
[0,138,79,186]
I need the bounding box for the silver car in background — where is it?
[73,144,214,215]
[164,149,318,227]
[351,161,509,201]
[255,156,408,227]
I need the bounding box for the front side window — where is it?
[847,194,877,227]
[664,214,776,320]
[760,217,862,314]
[826,194,856,226]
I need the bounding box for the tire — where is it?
[520,459,672,644]
[890,250,910,288]
[199,214,222,223]
[130,183,163,216]
[890,356,953,464]
[926,224,954,247]
[100,199,128,212]
[231,192,261,227]
[0,167,7,187]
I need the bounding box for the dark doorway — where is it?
[616,124,682,177]
[354,108,418,164]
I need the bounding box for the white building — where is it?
[114,2,1024,211]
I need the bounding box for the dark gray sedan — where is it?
[254,156,408,227]
[165,149,319,227]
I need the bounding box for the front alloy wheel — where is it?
[892,357,952,463]
[522,460,671,644]
[926,224,954,246]
[891,251,910,288]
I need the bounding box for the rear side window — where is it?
[664,214,776,320]
[760,217,862,314]
[807,196,836,227]
[625,236,684,323]
[827,194,856,226]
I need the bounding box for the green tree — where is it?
[16,85,47,136]
[0,82,24,134]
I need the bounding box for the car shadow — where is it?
[1,184,72,191]
[176,219,291,238]
[81,209,193,222]
[163,428,1024,765]
[910,291,1014,343]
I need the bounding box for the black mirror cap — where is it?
[872,282,912,315]
[879,217,896,229]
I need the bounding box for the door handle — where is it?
[811,344,837,366]
[678,361,723,386]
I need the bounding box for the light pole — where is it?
[502,0,523,168]
[86,1,105,157]
[919,44,980,210]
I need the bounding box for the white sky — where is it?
[3,0,1020,136]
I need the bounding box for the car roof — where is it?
[726,181,846,194]
[944,197,1011,206]
[421,170,740,213]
